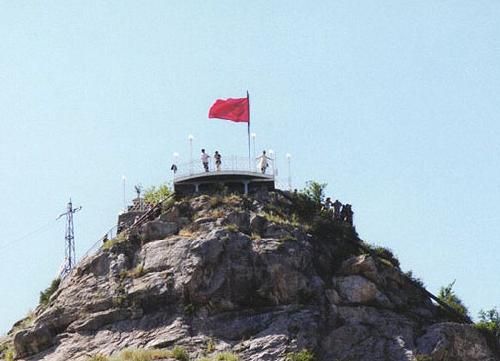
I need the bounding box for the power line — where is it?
[0,220,57,252]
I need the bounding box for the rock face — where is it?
[8,193,499,361]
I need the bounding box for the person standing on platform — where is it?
[214,151,222,171]
[257,150,270,174]
[201,149,210,172]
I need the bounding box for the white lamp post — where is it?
[121,175,127,212]
[268,149,274,176]
[251,133,256,170]
[286,153,292,190]
[188,134,194,174]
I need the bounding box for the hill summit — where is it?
[2,190,498,361]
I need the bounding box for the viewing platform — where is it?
[173,155,275,195]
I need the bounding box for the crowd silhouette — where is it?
[322,197,353,225]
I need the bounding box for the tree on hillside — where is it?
[476,308,500,338]
[437,280,470,320]
[144,183,171,205]
[302,181,327,205]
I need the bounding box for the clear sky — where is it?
[1,1,499,334]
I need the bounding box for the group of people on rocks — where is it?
[322,197,354,225]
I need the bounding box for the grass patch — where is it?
[250,232,261,241]
[261,211,300,227]
[120,265,145,280]
[364,245,400,268]
[128,265,145,278]
[179,222,200,238]
[208,209,225,219]
[225,224,239,233]
[87,347,187,361]
[286,349,315,361]
[279,234,297,242]
[0,344,15,361]
[209,195,223,208]
[103,232,128,250]
[206,339,215,353]
[179,228,195,237]
[171,346,189,361]
[198,352,239,361]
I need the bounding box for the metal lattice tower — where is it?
[57,199,81,278]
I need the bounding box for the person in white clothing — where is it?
[201,149,210,172]
[256,150,271,174]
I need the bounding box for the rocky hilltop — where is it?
[2,191,498,361]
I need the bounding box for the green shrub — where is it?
[102,232,128,250]
[114,348,171,361]
[286,349,315,361]
[476,308,500,337]
[144,183,171,206]
[206,339,216,353]
[437,281,470,319]
[39,278,61,305]
[172,346,189,361]
[209,195,223,208]
[291,192,319,223]
[127,265,145,278]
[2,347,15,361]
[214,352,239,361]
[262,211,300,227]
[301,181,327,205]
[404,270,425,288]
[371,246,400,268]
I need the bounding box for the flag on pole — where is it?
[208,97,249,123]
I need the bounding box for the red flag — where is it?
[208,97,249,123]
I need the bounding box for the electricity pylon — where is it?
[57,199,81,278]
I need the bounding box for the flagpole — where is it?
[247,91,251,170]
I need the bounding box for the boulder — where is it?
[333,275,392,308]
[141,221,178,241]
[250,214,267,235]
[416,323,498,361]
[227,211,250,233]
[159,207,180,222]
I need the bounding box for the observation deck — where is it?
[173,155,275,195]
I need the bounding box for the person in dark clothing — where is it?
[345,204,354,225]
[214,151,222,171]
[333,200,342,221]
[340,204,348,223]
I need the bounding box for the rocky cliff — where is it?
[3,191,498,361]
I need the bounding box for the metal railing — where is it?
[76,225,119,267]
[173,155,275,180]
[74,195,175,273]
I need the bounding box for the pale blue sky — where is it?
[1,1,499,333]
